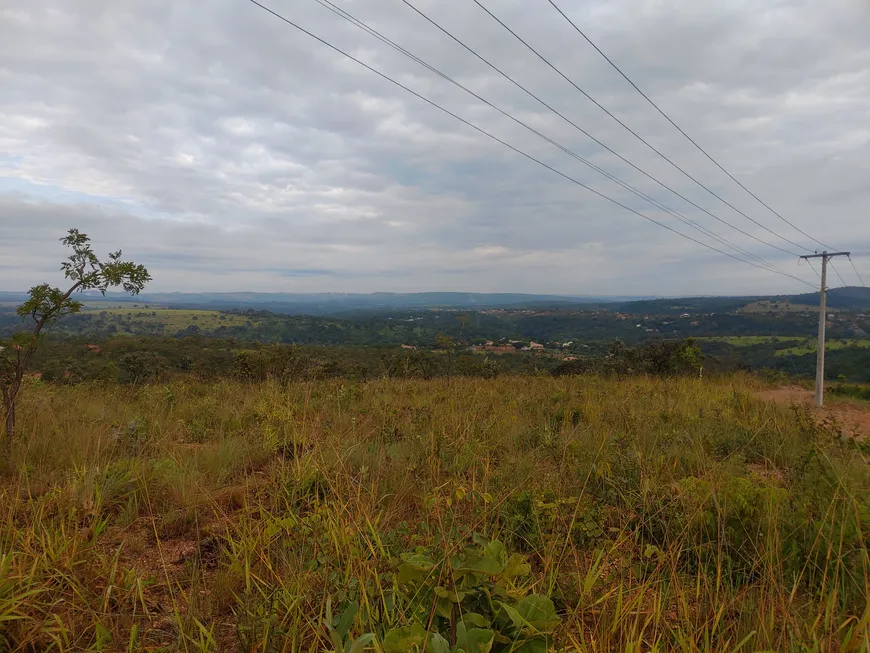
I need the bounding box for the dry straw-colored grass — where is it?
[1,374,868,652]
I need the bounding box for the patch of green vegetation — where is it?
[698,335,807,346]
[89,308,255,332]
[828,382,870,406]
[80,301,166,310]
[775,339,870,357]
[741,300,819,314]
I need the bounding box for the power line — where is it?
[311,0,797,276]
[545,0,836,253]
[395,0,803,263]
[847,255,866,287]
[829,260,848,288]
[801,256,821,281]
[469,0,817,254]
[244,0,816,289]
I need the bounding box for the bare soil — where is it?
[758,386,870,440]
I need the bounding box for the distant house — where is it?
[86,344,102,353]
[529,342,545,350]
[401,344,417,350]
[562,341,573,348]
[482,345,515,354]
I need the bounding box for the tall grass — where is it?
[1,374,868,652]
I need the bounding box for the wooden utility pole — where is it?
[799,251,850,406]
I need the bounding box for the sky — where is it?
[1,0,869,296]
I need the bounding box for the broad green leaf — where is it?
[510,636,550,653]
[401,553,437,571]
[397,564,426,585]
[349,633,377,653]
[454,553,503,575]
[329,630,344,653]
[516,595,560,632]
[434,585,465,602]
[496,601,527,633]
[460,613,490,628]
[383,624,426,653]
[435,597,453,619]
[504,554,531,578]
[336,601,359,639]
[456,623,495,653]
[484,540,506,563]
[424,632,450,653]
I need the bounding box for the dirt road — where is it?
[757,386,870,440]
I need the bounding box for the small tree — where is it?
[0,229,150,456]
[436,334,459,379]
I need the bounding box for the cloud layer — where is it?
[2,0,868,294]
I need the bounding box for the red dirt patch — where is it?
[757,386,870,440]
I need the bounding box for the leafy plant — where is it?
[325,598,377,653]
[0,228,150,459]
[384,537,560,653]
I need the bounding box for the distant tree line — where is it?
[20,335,735,386]
[5,304,857,346]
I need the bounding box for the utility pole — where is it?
[799,251,850,406]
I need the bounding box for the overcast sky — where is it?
[2,0,868,296]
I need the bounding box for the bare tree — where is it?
[0,229,150,458]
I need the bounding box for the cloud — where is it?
[1,0,868,295]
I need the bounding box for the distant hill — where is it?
[612,296,758,315]
[784,287,870,310]
[613,287,870,315]
[2,287,868,315]
[0,291,652,315]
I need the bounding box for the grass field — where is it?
[84,308,255,331]
[2,375,869,652]
[699,335,870,356]
[774,339,870,356]
[740,300,819,314]
[80,302,168,310]
[698,335,807,346]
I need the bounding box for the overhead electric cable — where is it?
[801,256,821,281]
[245,0,817,289]
[847,255,866,287]
[310,0,797,274]
[393,0,805,263]
[470,0,818,254]
[829,261,849,288]
[545,0,837,252]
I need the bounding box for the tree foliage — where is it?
[1,229,150,459]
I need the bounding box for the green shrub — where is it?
[382,537,560,653]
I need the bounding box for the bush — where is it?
[382,537,560,653]
[118,351,167,384]
[553,338,702,377]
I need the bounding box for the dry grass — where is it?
[1,374,868,652]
